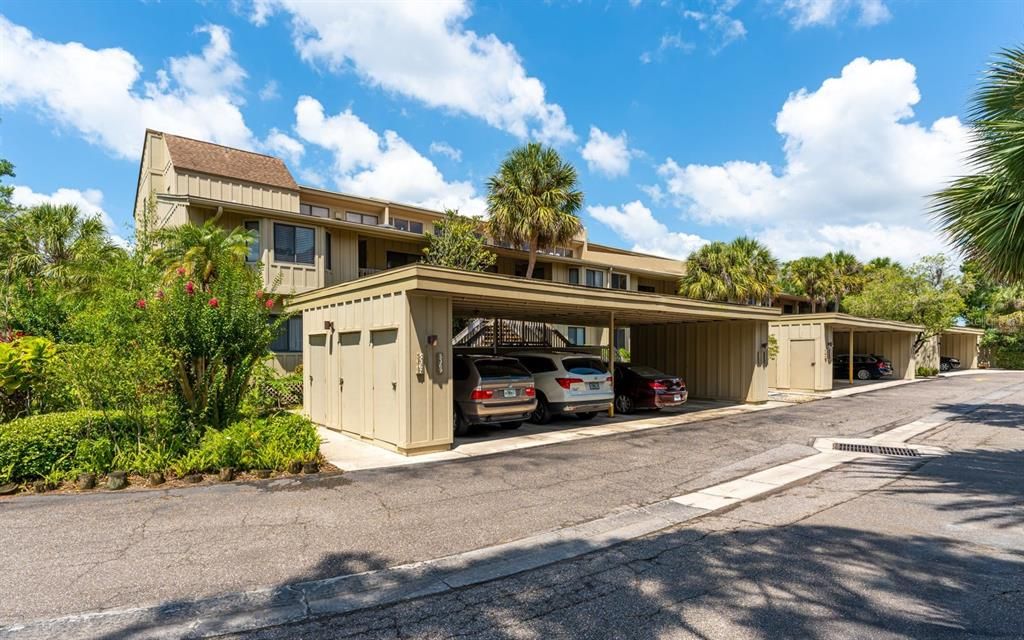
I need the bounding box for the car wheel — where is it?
[530,397,552,425]
[453,409,470,436]
[575,411,599,420]
[501,421,522,429]
[614,394,634,414]
[857,369,871,380]
[940,362,951,372]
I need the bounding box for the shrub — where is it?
[0,410,134,482]
[0,336,72,420]
[916,366,939,377]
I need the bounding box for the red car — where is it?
[613,364,687,414]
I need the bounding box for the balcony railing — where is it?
[358,267,384,278]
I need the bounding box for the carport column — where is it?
[608,311,615,417]
[848,330,854,384]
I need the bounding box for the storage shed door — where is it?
[371,329,399,445]
[789,339,816,391]
[308,333,329,425]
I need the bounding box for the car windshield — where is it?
[475,359,531,378]
[624,365,668,378]
[562,357,608,375]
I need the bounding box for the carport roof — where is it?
[288,264,781,326]
[942,326,985,336]
[770,312,924,333]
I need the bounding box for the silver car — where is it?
[452,355,537,436]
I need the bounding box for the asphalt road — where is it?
[2,373,1022,627]
[225,377,1024,640]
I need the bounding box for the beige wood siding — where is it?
[941,332,979,369]
[768,320,832,391]
[836,331,916,380]
[175,170,300,214]
[632,320,769,402]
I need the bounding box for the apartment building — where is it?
[133,130,684,370]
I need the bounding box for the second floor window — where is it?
[325,231,332,271]
[568,267,580,285]
[611,273,628,290]
[567,326,586,346]
[346,211,379,226]
[392,217,424,234]
[244,220,260,263]
[585,269,605,288]
[300,204,329,218]
[274,223,315,265]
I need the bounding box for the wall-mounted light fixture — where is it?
[323,320,335,332]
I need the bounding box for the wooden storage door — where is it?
[307,333,329,426]
[371,329,400,445]
[338,332,365,436]
[789,339,816,391]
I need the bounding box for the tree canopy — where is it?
[679,237,779,305]
[422,209,497,272]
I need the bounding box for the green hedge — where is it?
[177,413,321,474]
[0,410,133,482]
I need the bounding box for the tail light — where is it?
[556,377,583,390]
[470,388,493,400]
[648,381,667,391]
[606,376,613,383]
[524,387,536,397]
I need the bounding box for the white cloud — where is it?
[250,1,575,144]
[588,201,708,259]
[258,79,280,101]
[683,4,747,53]
[782,0,892,28]
[11,185,128,247]
[640,33,695,64]
[293,96,485,215]
[758,223,950,265]
[656,57,968,261]
[262,128,304,165]
[581,127,634,178]
[429,141,463,162]
[0,17,254,158]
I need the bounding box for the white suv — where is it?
[509,352,613,424]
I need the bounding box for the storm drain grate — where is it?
[833,443,921,457]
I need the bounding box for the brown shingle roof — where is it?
[161,132,298,192]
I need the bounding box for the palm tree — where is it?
[679,237,779,305]
[152,215,254,289]
[932,47,1024,283]
[785,257,831,312]
[486,143,583,279]
[822,250,863,311]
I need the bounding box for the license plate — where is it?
[673,394,681,401]
[588,382,600,390]
[503,388,517,398]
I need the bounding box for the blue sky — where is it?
[0,0,1020,263]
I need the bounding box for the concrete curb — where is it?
[5,384,1019,640]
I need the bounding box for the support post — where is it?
[848,330,854,384]
[608,311,616,417]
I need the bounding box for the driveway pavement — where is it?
[224,377,1024,639]
[2,372,1021,627]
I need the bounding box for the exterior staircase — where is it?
[454,318,572,349]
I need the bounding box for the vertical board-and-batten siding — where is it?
[631,320,769,403]
[839,331,916,380]
[768,320,832,391]
[175,170,300,214]
[302,291,453,454]
[941,332,980,369]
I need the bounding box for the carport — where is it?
[769,313,924,392]
[289,265,779,455]
[940,327,984,370]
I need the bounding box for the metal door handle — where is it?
[392,381,397,389]
[339,377,344,387]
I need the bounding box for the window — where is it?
[325,231,332,271]
[270,316,303,353]
[392,217,424,234]
[299,203,329,218]
[567,326,586,345]
[244,220,260,263]
[585,269,605,288]
[516,355,558,374]
[568,268,580,285]
[474,358,531,379]
[638,284,656,293]
[273,223,315,265]
[615,328,627,349]
[346,211,379,226]
[386,251,420,269]
[611,273,628,290]
[514,263,547,279]
[563,357,608,375]
[358,240,368,269]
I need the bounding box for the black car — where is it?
[833,354,893,380]
[612,364,687,414]
[940,356,961,372]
